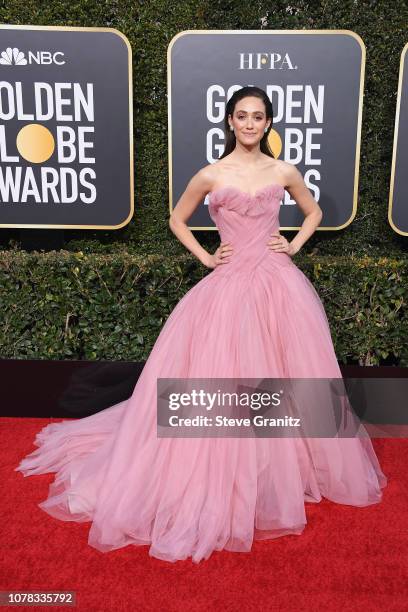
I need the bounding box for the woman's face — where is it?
[228,96,271,147]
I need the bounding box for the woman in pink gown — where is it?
[15,86,387,563]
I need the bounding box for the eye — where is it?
[237,115,263,120]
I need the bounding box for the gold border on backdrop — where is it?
[0,23,133,230]
[167,29,365,231]
[388,42,408,236]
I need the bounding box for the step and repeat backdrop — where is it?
[168,29,408,235]
[168,29,365,231]
[388,42,408,236]
[0,25,406,235]
[0,24,133,230]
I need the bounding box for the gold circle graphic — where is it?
[16,124,55,163]
[268,129,282,158]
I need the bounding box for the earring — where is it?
[264,127,268,133]
[230,126,234,131]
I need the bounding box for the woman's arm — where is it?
[269,163,323,256]
[169,167,233,268]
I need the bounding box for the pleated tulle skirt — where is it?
[15,260,387,563]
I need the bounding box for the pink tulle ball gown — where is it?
[15,183,387,563]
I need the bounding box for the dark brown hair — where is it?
[220,86,275,159]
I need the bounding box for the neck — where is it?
[229,141,263,165]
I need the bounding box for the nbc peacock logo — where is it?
[0,47,27,66]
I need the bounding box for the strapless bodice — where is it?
[208,183,294,273]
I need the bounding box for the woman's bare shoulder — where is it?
[269,159,302,183]
[192,162,223,190]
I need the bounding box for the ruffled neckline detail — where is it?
[208,183,285,217]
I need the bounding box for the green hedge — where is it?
[0,1,407,364]
[1,249,406,365]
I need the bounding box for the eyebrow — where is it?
[235,110,264,114]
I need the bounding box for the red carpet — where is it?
[1,417,407,611]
